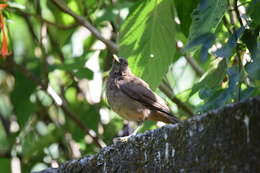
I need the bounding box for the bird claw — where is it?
[113,136,132,143]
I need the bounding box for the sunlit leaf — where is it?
[214,27,245,59]
[73,68,93,80]
[119,0,176,89]
[186,0,228,51]
[190,59,227,96]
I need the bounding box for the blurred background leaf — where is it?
[119,0,176,89]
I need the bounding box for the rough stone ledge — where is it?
[35,97,260,173]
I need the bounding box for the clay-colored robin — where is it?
[106,55,179,132]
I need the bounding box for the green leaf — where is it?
[0,159,10,173]
[197,66,241,112]
[247,0,260,26]
[175,0,199,37]
[0,122,10,151]
[197,88,231,112]
[119,0,176,89]
[139,121,157,133]
[22,125,63,161]
[214,27,245,59]
[73,68,93,80]
[51,54,93,79]
[186,0,228,50]
[190,59,227,96]
[240,87,256,101]
[65,88,100,141]
[103,117,123,143]
[246,58,260,81]
[241,28,259,59]
[11,72,37,127]
[246,40,260,81]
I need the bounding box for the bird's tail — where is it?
[148,111,180,124]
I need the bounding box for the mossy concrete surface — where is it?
[36,97,260,173]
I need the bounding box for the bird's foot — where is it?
[113,135,132,143]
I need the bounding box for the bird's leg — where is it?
[132,121,143,135]
[113,121,143,143]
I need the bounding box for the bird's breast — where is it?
[106,78,150,122]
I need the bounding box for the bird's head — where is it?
[111,55,131,76]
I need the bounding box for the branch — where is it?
[0,151,11,158]
[0,112,10,135]
[10,7,78,30]
[159,80,194,117]
[183,54,204,77]
[234,0,243,27]
[176,45,204,77]
[223,16,233,35]
[51,0,118,52]
[0,58,106,149]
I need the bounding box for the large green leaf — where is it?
[197,66,241,112]
[246,38,260,82]
[186,0,228,50]
[214,27,245,59]
[242,28,260,59]
[247,0,260,26]
[22,125,63,161]
[11,72,37,127]
[65,87,100,141]
[190,59,227,96]
[175,0,199,37]
[0,159,10,173]
[119,0,176,89]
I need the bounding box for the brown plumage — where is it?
[106,56,179,124]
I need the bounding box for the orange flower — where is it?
[0,13,4,29]
[0,4,8,9]
[0,2,9,57]
[1,27,9,57]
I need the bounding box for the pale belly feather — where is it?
[107,88,150,122]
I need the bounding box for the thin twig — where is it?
[10,7,78,30]
[183,54,204,77]
[223,16,233,35]
[177,45,204,77]
[0,58,106,148]
[51,0,118,52]
[0,151,11,158]
[0,112,10,135]
[159,81,194,117]
[234,0,243,27]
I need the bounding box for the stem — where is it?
[234,0,243,27]
[159,80,194,117]
[0,58,106,148]
[10,7,78,30]
[184,54,204,77]
[51,0,118,52]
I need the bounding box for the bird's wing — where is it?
[117,76,172,115]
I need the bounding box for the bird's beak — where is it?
[113,54,120,63]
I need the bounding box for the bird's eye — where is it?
[123,60,128,65]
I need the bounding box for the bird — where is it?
[106,55,179,139]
